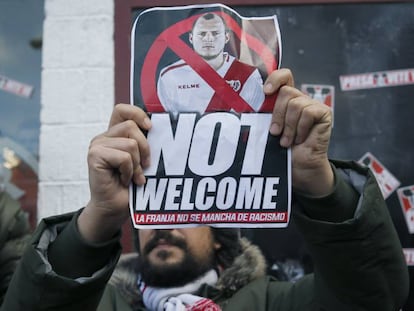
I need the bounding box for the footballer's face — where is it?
[190,15,229,60]
[138,227,221,287]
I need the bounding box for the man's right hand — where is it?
[78,104,152,243]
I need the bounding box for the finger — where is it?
[295,101,332,145]
[88,144,135,187]
[92,135,143,177]
[269,85,303,136]
[263,68,295,95]
[104,119,151,168]
[279,97,309,147]
[92,121,149,185]
[109,103,152,132]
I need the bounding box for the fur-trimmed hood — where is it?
[109,237,267,309]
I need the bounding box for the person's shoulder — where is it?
[159,59,190,78]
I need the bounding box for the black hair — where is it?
[191,12,229,33]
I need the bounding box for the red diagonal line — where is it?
[160,32,253,111]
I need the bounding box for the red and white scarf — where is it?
[139,269,221,311]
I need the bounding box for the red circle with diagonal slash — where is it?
[139,11,278,112]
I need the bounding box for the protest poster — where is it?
[129,3,290,229]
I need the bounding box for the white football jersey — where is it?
[157,53,265,114]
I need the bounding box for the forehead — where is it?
[193,15,225,32]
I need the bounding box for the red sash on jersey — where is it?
[206,58,256,112]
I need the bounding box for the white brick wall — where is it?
[38,0,115,220]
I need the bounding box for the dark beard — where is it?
[138,230,215,287]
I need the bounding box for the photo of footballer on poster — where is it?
[129,3,290,229]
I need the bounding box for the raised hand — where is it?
[264,69,334,197]
[78,104,152,243]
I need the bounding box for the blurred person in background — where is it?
[0,165,31,305]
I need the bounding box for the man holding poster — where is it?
[2,68,409,310]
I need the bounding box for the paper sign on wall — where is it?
[0,74,33,98]
[340,68,414,91]
[358,152,400,199]
[397,186,414,234]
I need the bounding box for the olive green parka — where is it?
[1,161,409,310]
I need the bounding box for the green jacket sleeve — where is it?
[0,191,31,306]
[293,160,409,311]
[1,210,122,311]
